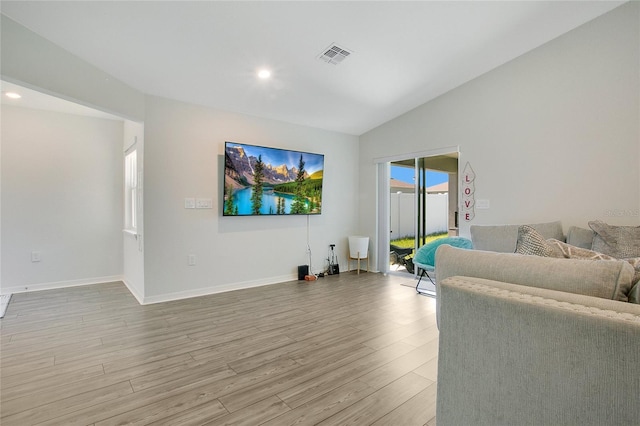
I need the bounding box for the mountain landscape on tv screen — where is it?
[224,143,324,216]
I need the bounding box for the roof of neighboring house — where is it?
[390,178,414,191]
[426,182,448,193]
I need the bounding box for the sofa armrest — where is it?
[435,245,635,302]
[630,281,640,304]
[436,276,640,426]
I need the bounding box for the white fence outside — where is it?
[390,192,448,239]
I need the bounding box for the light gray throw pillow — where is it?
[589,220,640,258]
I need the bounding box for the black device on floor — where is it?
[298,265,309,280]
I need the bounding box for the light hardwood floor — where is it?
[0,272,438,425]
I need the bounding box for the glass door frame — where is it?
[375,146,460,276]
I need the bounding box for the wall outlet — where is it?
[184,198,196,209]
[31,251,41,262]
[188,254,196,266]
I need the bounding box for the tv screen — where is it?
[223,141,324,216]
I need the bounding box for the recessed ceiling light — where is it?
[5,92,21,99]
[257,69,271,80]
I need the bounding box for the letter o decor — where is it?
[461,162,475,221]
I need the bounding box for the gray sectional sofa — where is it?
[434,221,640,426]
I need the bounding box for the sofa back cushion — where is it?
[470,221,564,253]
[565,226,595,249]
[436,245,636,302]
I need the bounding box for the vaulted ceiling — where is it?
[0,1,625,135]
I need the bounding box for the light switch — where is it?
[476,199,490,209]
[196,198,213,209]
[184,198,196,209]
[31,251,41,262]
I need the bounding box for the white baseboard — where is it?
[121,279,145,305]
[140,273,298,305]
[0,273,314,306]
[0,275,124,295]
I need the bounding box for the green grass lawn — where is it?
[389,232,448,272]
[390,232,448,251]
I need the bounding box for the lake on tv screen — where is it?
[233,187,312,215]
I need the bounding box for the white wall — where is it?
[360,2,640,271]
[1,106,124,292]
[142,95,360,302]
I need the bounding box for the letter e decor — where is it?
[461,162,475,221]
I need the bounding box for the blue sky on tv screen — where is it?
[233,143,324,175]
[391,165,448,187]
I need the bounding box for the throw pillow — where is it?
[515,225,559,257]
[589,220,640,259]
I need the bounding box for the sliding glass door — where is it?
[385,151,459,276]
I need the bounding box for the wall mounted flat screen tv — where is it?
[223,141,324,216]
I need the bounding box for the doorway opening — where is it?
[388,153,459,276]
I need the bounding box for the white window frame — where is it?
[125,148,138,232]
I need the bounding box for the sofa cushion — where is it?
[589,220,640,258]
[566,226,595,249]
[436,245,636,302]
[471,221,564,253]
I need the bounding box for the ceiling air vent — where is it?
[318,43,353,65]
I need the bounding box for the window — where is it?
[125,149,138,231]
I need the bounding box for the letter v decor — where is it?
[461,162,475,221]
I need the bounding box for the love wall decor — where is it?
[461,162,475,221]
